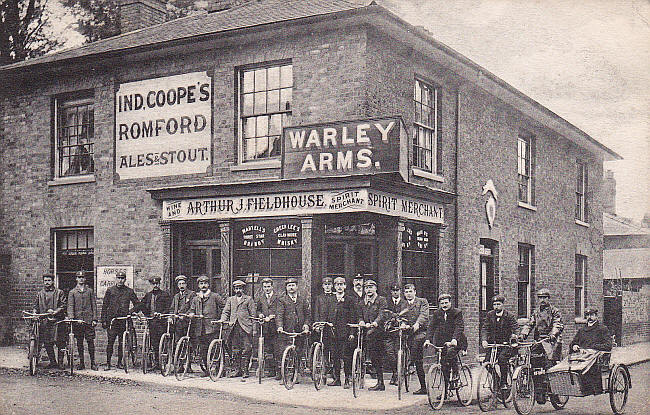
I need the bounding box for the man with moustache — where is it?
[358,279,388,391]
[481,295,518,389]
[350,274,365,316]
[402,283,429,395]
[276,277,311,383]
[188,275,225,375]
[385,283,405,386]
[569,307,612,395]
[425,293,467,382]
[328,276,356,388]
[221,279,256,380]
[139,276,172,370]
[67,271,98,370]
[256,277,281,379]
[34,273,67,369]
[169,275,196,372]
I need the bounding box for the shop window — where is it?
[575,254,587,317]
[402,223,438,304]
[517,243,535,318]
[233,219,301,279]
[517,133,535,205]
[54,228,94,292]
[413,79,442,174]
[55,94,95,178]
[239,62,292,163]
[576,161,588,222]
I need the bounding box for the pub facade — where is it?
[0,0,619,352]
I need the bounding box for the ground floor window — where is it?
[233,218,302,279]
[54,228,94,292]
[518,243,535,318]
[575,254,587,317]
[402,222,438,305]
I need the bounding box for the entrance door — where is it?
[324,242,375,281]
[479,249,495,347]
[604,295,622,346]
[182,240,221,293]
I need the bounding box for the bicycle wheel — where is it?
[512,366,535,415]
[397,349,404,400]
[501,364,514,407]
[28,338,37,376]
[207,339,224,381]
[352,348,363,398]
[257,335,264,384]
[477,365,498,411]
[281,346,298,390]
[158,333,172,376]
[609,365,629,415]
[550,393,569,409]
[141,329,150,374]
[311,342,325,390]
[173,337,189,381]
[456,364,473,406]
[68,332,75,376]
[122,331,130,373]
[403,347,410,393]
[426,364,446,410]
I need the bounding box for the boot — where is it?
[368,381,385,391]
[343,377,351,389]
[241,355,250,380]
[389,373,398,386]
[328,377,341,386]
[57,351,65,369]
[230,352,242,377]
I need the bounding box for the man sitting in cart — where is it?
[569,307,612,395]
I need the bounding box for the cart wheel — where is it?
[311,342,325,390]
[28,339,38,376]
[174,337,189,381]
[122,331,130,373]
[68,332,75,376]
[609,365,629,415]
[351,348,363,398]
[281,346,298,390]
[456,365,473,406]
[477,364,498,411]
[426,364,446,410]
[158,333,172,376]
[512,366,535,415]
[141,330,150,374]
[207,339,224,381]
[550,394,569,409]
[257,336,265,384]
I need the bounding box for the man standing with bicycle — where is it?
[358,279,388,391]
[169,275,196,369]
[314,277,336,383]
[67,271,98,370]
[34,273,67,369]
[256,277,281,379]
[188,275,225,376]
[402,283,429,395]
[329,276,356,388]
[276,277,311,382]
[424,293,467,382]
[385,283,405,386]
[481,294,518,389]
[101,270,140,370]
[221,279,256,380]
[140,276,172,370]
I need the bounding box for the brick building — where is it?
[0,0,619,353]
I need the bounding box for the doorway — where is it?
[323,222,376,282]
[183,240,221,292]
[479,240,496,348]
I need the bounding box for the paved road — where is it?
[0,362,647,415]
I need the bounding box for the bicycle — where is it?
[109,315,137,373]
[311,321,333,390]
[347,323,369,398]
[251,316,275,384]
[425,343,473,410]
[279,329,310,390]
[477,343,516,411]
[22,311,50,375]
[173,314,207,381]
[206,320,229,381]
[385,317,413,400]
[137,314,157,374]
[158,313,177,376]
[511,336,569,415]
[55,318,86,375]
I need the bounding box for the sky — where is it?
[48,0,649,220]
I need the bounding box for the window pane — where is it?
[414,80,421,102]
[254,68,267,91]
[243,138,256,161]
[280,65,293,88]
[267,89,280,112]
[242,117,255,138]
[256,115,269,137]
[191,249,206,275]
[518,282,528,318]
[269,114,282,136]
[242,93,254,116]
[212,249,221,276]
[243,70,254,93]
[267,66,280,90]
[255,137,269,158]
[269,136,281,157]
[280,88,292,111]
[254,91,266,114]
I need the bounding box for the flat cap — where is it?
[261,277,273,284]
[363,279,377,287]
[233,279,246,287]
[75,271,86,278]
[537,288,551,297]
[390,284,401,291]
[196,275,210,283]
[353,274,364,280]
[585,307,598,315]
[322,277,333,284]
[148,276,161,283]
[116,271,127,278]
[438,293,452,302]
[175,275,187,282]
[285,277,298,285]
[333,276,346,284]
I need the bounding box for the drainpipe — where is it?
[454,87,461,307]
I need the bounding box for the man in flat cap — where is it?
[67,270,98,370]
[101,270,140,370]
[34,273,66,369]
[314,277,336,381]
[139,276,171,370]
[569,307,612,395]
[329,276,356,388]
[425,293,466,383]
[481,294,518,390]
[188,275,225,375]
[385,283,406,385]
[168,275,196,371]
[402,283,430,395]
[358,279,388,391]
[351,274,365,321]
[277,277,311,382]
[256,277,281,379]
[221,280,256,379]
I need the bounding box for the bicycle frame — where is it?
[109,315,137,373]
[279,329,310,390]
[22,311,49,375]
[311,321,333,390]
[55,318,85,375]
[251,316,274,383]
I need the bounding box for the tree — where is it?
[0,0,61,64]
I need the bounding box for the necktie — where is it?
[444,312,447,321]
[151,292,156,313]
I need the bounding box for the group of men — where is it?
[34,270,613,397]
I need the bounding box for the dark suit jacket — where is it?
[570,322,612,351]
[481,309,519,344]
[277,294,311,333]
[256,291,282,335]
[189,291,225,336]
[387,296,407,315]
[359,295,389,329]
[101,285,140,324]
[351,290,365,322]
[314,293,336,323]
[140,288,172,316]
[427,307,467,350]
[170,289,196,315]
[331,294,357,339]
[403,297,430,332]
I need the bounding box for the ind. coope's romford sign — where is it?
[115,72,212,179]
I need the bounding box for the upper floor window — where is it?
[575,254,587,317]
[55,96,95,178]
[517,134,535,205]
[239,63,292,163]
[518,243,535,318]
[413,79,441,174]
[576,161,588,222]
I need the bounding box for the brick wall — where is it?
[622,287,650,344]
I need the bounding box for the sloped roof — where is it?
[0,0,368,71]
[604,213,650,236]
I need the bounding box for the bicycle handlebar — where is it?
[484,343,511,348]
[22,311,50,319]
[347,323,370,329]
[177,314,206,319]
[312,321,333,327]
[279,329,310,337]
[56,319,86,325]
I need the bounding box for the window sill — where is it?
[575,219,590,228]
[230,159,281,171]
[48,174,96,186]
[412,168,444,183]
[574,317,587,324]
[517,201,537,212]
